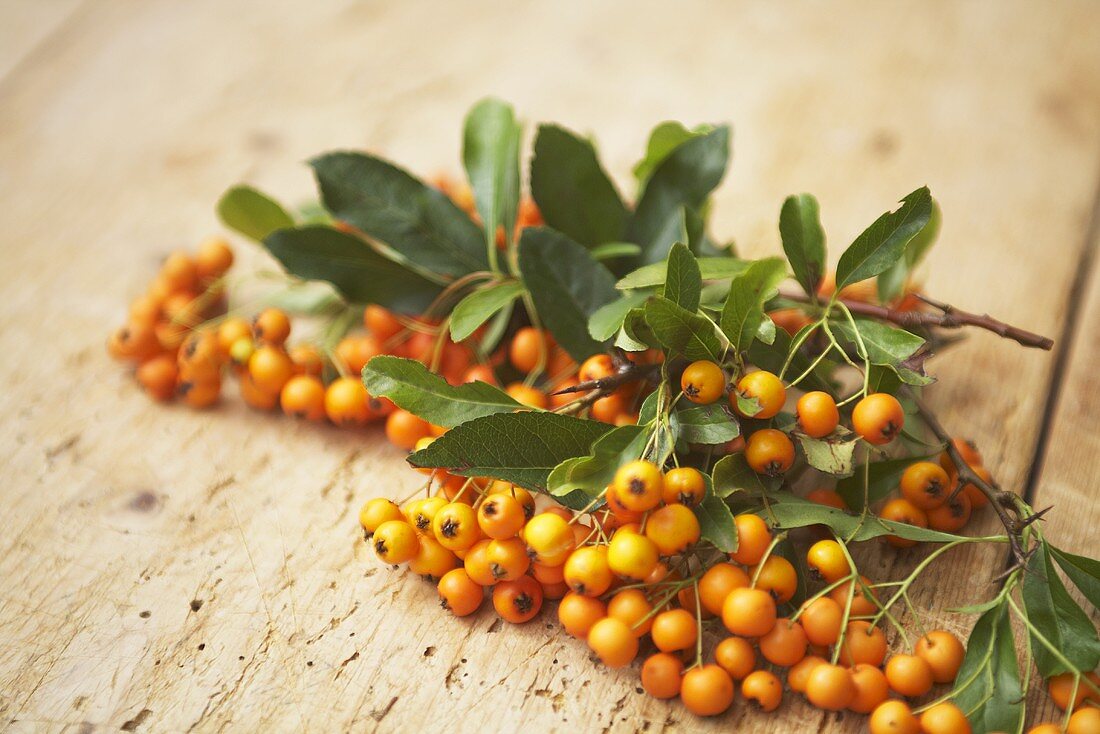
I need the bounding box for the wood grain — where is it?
[0,1,1098,731]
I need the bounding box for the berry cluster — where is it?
[361,457,995,730]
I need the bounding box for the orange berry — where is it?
[1049,671,1099,710]
[714,635,756,680]
[612,460,664,512]
[476,493,526,540]
[641,653,684,699]
[1069,708,1100,734]
[492,575,543,623]
[248,345,294,394]
[927,492,972,533]
[831,575,879,617]
[869,700,920,734]
[752,555,798,603]
[590,390,628,423]
[563,546,613,597]
[487,482,535,522]
[523,512,575,566]
[915,629,966,683]
[662,466,707,507]
[364,305,403,342]
[788,655,826,693]
[741,670,783,712]
[216,317,252,356]
[107,323,160,362]
[805,663,856,711]
[699,563,750,616]
[838,621,887,667]
[504,382,548,409]
[509,327,549,373]
[239,372,278,411]
[900,461,951,510]
[884,653,933,698]
[160,251,198,292]
[650,608,697,652]
[880,498,929,548]
[384,409,432,450]
[680,665,735,717]
[745,428,795,476]
[432,503,481,552]
[607,588,654,637]
[252,308,291,346]
[462,539,496,586]
[587,617,638,668]
[485,537,530,582]
[807,488,848,510]
[288,343,324,376]
[800,597,843,646]
[607,530,660,581]
[759,617,808,667]
[730,513,772,566]
[578,354,615,383]
[335,334,381,374]
[645,504,701,556]
[797,391,840,437]
[557,592,606,639]
[463,363,498,386]
[178,376,221,408]
[681,360,726,404]
[437,568,483,616]
[195,236,233,282]
[734,370,786,419]
[409,535,459,580]
[280,374,325,421]
[918,702,971,734]
[806,539,849,583]
[359,498,404,537]
[372,520,419,564]
[852,393,905,445]
[136,354,179,402]
[324,376,373,427]
[722,587,777,638]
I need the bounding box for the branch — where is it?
[910,394,1031,572]
[781,290,1054,350]
[550,359,658,415]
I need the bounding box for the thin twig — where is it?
[910,394,1031,571]
[781,290,1054,350]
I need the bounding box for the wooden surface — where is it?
[1,1,1099,731]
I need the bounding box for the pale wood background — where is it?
[1,1,1099,732]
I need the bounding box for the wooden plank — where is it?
[0,0,1098,731]
[1023,207,1100,724]
[0,0,83,83]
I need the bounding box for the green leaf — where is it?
[831,317,932,386]
[662,243,702,312]
[836,455,939,511]
[362,356,521,426]
[712,454,777,498]
[629,126,731,265]
[878,198,941,302]
[407,411,614,491]
[217,185,295,242]
[695,492,737,552]
[765,496,962,543]
[644,296,723,361]
[1050,546,1100,610]
[719,257,788,353]
[795,433,858,477]
[835,187,933,289]
[615,307,658,352]
[449,281,525,342]
[952,601,1024,734]
[265,280,343,314]
[617,256,748,290]
[633,121,713,194]
[676,404,740,445]
[547,425,647,506]
[518,227,618,361]
[1022,542,1100,676]
[263,226,442,314]
[530,124,629,246]
[779,194,826,297]
[590,242,642,261]
[311,151,487,277]
[463,97,522,248]
[589,292,650,341]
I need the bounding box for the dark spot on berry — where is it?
[628,477,646,495]
[514,593,534,615]
[440,518,459,538]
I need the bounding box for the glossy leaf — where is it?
[878,198,941,302]
[519,227,618,360]
[779,193,826,297]
[589,292,650,341]
[676,404,741,445]
[547,425,647,506]
[463,97,522,250]
[695,492,737,552]
[311,151,487,277]
[835,186,932,289]
[663,243,702,312]
[719,257,788,353]
[952,601,1024,734]
[795,433,858,477]
[831,317,933,386]
[617,256,748,290]
[362,356,520,426]
[644,296,723,361]
[765,496,962,543]
[263,226,442,314]
[408,411,614,492]
[1022,542,1100,676]
[1050,546,1100,610]
[449,281,525,342]
[633,121,713,194]
[712,454,776,498]
[530,124,629,246]
[217,185,294,242]
[629,126,730,265]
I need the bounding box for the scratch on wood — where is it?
[120,708,152,731]
[368,696,398,722]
